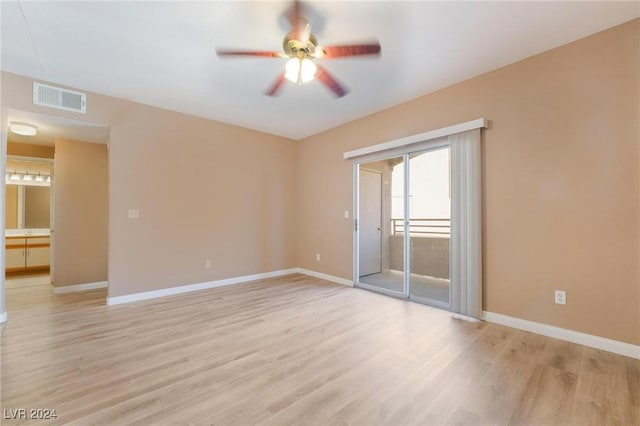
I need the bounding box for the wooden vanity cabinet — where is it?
[5,236,50,272]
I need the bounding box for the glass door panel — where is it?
[407,147,451,308]
[358,156,405,294]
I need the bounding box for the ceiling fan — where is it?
[216,0,381,98]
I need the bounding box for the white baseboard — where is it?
[295,268,354,287]
[451,313,481,323]
[106,268,298,306]
[18,268,638,359]
[0,311,7,324]
[106,268,352,306]
[483,311,640,360]
[53,281,108,294]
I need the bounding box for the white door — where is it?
[359,169,382,276]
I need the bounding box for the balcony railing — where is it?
[391,218,450,236]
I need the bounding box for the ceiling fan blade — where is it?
[265,73,287,96]
[287,0,310,42]
[315,65,348,98]
[217,50,283,58]
[318,43,381,59]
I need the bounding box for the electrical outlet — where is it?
[127,209,139,219]
[554,290,566,305]
[344,210,349,218]
[315,253,320,262]
[205,259,212,269]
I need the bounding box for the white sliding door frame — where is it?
[402,150,410,299]
[353,140,450,303]
[349,118,486,317]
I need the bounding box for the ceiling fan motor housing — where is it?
[283,33,319,58]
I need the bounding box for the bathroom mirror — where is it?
[6,184,51,229]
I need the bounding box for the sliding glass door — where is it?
[356,144,451,309]
[407,147,451,308]
[357,157,404,295]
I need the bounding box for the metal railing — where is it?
[391,218,450,236]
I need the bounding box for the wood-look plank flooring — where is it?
[1,273,638,425]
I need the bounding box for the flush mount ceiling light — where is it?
[10,123,37,136]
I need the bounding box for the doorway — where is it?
[1,109,110,316]
[356,144,451,309]
[358,156,405,295]
[358,169,382,277]
[5,155,54,281]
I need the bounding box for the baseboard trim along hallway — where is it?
[53,281,109,294]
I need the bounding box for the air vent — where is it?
[33,82,86,114]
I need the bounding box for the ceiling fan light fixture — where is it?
[216,0,380,97]
[285,57,316,84]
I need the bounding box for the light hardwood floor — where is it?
[1,274,638,425]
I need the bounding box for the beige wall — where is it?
[7,141,54,159]
[6,159,52,174]
[53,139,108,286]
[1,69,297,297]
[5,185,17,229]
[107,104,297,294]
[296,19,640,345]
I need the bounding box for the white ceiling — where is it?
[2,1,639,140]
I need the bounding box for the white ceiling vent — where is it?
[33,82,86,114]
